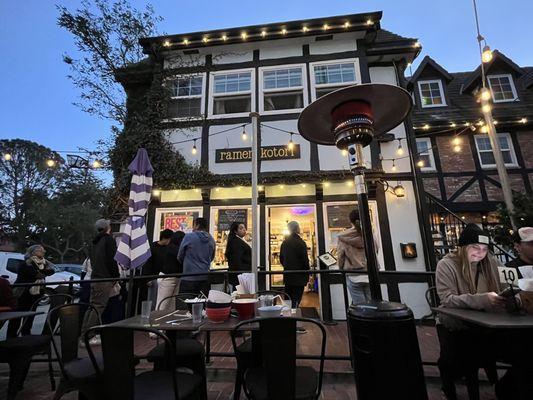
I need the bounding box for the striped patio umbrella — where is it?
[115,148,153,269]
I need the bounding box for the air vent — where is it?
[183,49,200,55]
[315,35,333,42]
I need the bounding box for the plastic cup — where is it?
[192,302,203,324]
[141,300,152,321]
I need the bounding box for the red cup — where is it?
[206,306,231,323]
[232,299,258,320]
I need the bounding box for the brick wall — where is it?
[422,177,441,199]
[516,131,533,168]
[485,174,528,201]
[436,135,476,172]
[444,176,481,201]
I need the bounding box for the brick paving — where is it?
[1,324,498,399]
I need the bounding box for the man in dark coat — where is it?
[80,219,119,346]
[225,222,252,288]
[280,221,310,309]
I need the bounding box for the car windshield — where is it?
[54,264,83,276]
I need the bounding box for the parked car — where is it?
[54,263,83,277]
[0,252,81,299]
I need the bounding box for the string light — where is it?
[481,103,491,113]
[261,30,267,37]
[366,19,373,26]
[152,189,161,196]
[480,125,489,133]
[46,159,56,167]
[281,28,287,35]
[417,160,425,168]
[422,124,430,130]
[3,153,11,161]
[241,32,247,40]
[414,41,421,48]
[493,120,498,125]
[302,26,309,33]
[480,88,491,101]
[91,160,102,169]
[396,140,404,156]
[391,159,397,172]
[183,39,189,45]
[450,122,456,128]
[287,133,295,150]
[242,128,247,141]
[221,34,228,41]
[163,40,171,47]
[323,181,330,188]
[520,117,528,124]
[192,139,197,154]
[323,23,329,30]
[344,21,350,28]
[482,45,493,63]
[202,36,209,44]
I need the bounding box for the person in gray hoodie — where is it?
[178,217,215,296]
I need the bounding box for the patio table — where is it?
[432,307,533,399]
[0,311,44,323]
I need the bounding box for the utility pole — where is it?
[250,112,260,292]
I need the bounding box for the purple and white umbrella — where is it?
[115,148,153,269]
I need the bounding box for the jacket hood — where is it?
[338,228,364,247]
[194,231,211,243]
[92,232,108,245]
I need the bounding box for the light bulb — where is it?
[493,120,498,125]
[417,160,425,168]
[452,138,461,146]
[341,149,348,156]
[288,135,294,150]
[242,130,247,141]
[391,162,397,172]
[261,30,267,37]
[323,182,330,188]
[414,41,421,48]
[393,184,406,198]
[302,26,308,33]
[480,125,488,134]
[450,122,456,128]
[222,35,228,41]
[453,145,461,153]
[163,40,171,47]
[192,140,197,154]
[366,19,373,26]
[202,37,209,43]
[281,28,287,35]
[46,159,56,167]
[3,153,12,161]
[92,160,102,168]
[520,118,527,124]
[152,189,161,196]
[481,103,491,113]
[323,24,329,30]
[482,45,493,63]
[241,32,247,40]
[480,88,491,101]
[423,124,430,130]
[344,22,350,28]
[396,143,404,156]
[183,39,189,45]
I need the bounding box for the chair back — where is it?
[31,293,73,335]
[231,316,326,400]
[47,303,100,376]
[85,325,179,400]
[156,292,199,311]
[425,286,440,309]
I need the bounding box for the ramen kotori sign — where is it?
[215,144,300,163]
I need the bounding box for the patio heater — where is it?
[298,84,427,400]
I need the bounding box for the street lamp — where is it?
[298,83,412,300]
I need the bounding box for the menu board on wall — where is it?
[161,211,199,233]
[326,205,354,229]
[217,209,248,231]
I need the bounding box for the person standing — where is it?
[225,222,252,289]
[155,230,184,310]
[7,245,55,337]
[280,221,310,309]
[337,210,372,305]
[80,219,119,346]
[142,229,173,310]
[178,218,215,296]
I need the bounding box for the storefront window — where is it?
[210,207,253,269]
[157,209,200,236]
[323,203,356,257]
[268,205,317,287]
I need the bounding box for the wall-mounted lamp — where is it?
[401,243,417,259]
[393,184,406,198]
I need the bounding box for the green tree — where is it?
[493,192,533,248]
[0,139,65,246]
[28,179,105,262]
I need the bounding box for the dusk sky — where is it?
[1,0,532,173]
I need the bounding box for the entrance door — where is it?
[267,205,317,288]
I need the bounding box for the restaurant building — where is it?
[118,12,433,316]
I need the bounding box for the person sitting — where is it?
[436,223,505,400]
[506,227,533,274]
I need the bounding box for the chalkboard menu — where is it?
[326,205,354,229]
[217,209,248,231]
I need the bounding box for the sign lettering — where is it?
[215,144,300,163]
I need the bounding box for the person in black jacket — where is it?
[80,219,119,346]
[154,229,184,311]
[280,221,310,309]
[7,244,55,337]
[225,222,252,288]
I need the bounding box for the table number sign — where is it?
[498,266,519,286]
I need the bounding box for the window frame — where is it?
[208,68,255,118]
[474,132,518,169]
[166,73,207,121]
[309,58,361,101]
[487,74,518,103]
[415,137,436,171]
[417,79,447,108]
[258,63,308,115]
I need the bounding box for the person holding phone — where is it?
[436,223,505,400]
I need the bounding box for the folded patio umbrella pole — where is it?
[114,148,154,317]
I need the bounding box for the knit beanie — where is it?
[458,223,490,246]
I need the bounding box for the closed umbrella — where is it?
[114,148,154,315]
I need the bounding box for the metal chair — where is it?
[86,325,203,400]
[48,303,103,400]
[231,317,326,400]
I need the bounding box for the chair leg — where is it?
[233,367,243,400]
[48,348,56,391]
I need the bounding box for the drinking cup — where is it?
[141,300,152,321]
[192,302,203,324]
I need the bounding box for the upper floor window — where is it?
[210,70,254,116]
[168,75,204,119]
[415,138,436,171]
[487,74,518,103]
[417,80,446,108]
[259,65,307,113]
[310,59,360,100]
[474,133,517,168]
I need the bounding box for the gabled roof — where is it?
[461,50,525,94]
[408,56,453,88]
